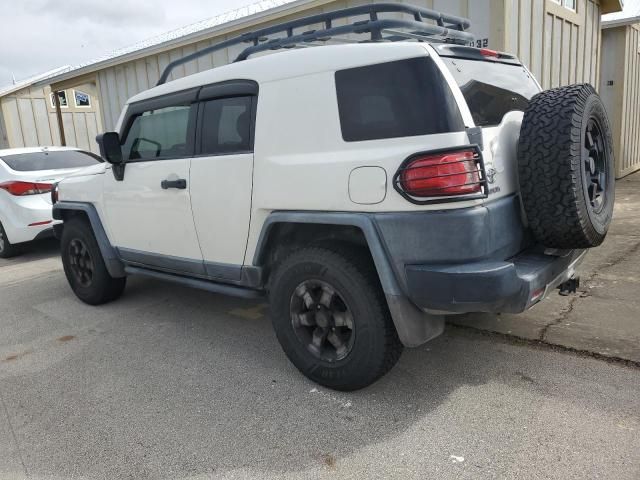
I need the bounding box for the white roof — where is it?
[0,66,71,98]
[603,0,640,27]
[129,42,429,104]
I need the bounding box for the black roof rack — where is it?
[157,3,474,85]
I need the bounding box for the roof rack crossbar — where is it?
[235,19,473,61]
[157,2,473,86]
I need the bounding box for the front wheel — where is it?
[269,246,403,391]
[61,217,126,305]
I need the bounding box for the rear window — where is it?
[335,57,465,142]
[0,150,103,172]
[443,58,540,127]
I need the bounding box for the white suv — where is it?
[52,4,615,390]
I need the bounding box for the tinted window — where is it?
[200,96,253,155]
[335,57,464,142]
[0,150,102,172]
[122,105,192,160]
[443,58,540,127]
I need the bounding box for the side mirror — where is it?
[96,132,125,181]
[96,132,122,164]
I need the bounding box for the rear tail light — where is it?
[480,48,500,58]
[0,181,53,196]
[394,146,488,204]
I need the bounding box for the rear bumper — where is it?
[405,248,586,314]
[0,193,58,245]
[371,194,587,315]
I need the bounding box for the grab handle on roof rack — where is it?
[157,2,473,86]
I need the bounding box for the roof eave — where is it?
[601,0,625,15]
[602,15,640,28]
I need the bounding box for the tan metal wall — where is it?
[0,82,102,153]
[600,23,640,178]
[0,109,9,149]
[502,0,602,90]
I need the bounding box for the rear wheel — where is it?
[61,217,126,305]
[269,246,403,391]
[0,222,20,259]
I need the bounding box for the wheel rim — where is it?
[583,117,608,214]
[0,229,5,253]
[68,238,94,287]
[289,279,355,363]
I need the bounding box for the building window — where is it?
[50,91,68,108]
[74,90,91,108]
[551,0,576,11]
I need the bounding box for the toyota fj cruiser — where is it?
[52,4,615,390]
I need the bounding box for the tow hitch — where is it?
[558,277,580,296]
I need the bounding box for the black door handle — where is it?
[161,179,187,190]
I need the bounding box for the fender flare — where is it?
[253,212,444,347]
[53,202,126,278]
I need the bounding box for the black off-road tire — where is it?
[0,222,20,259]
[269,246,403,391]
[518,84,615,248]
[61,216,126,305]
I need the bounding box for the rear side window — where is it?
[199,96,253,155]
[335,57,464,142]
[122,105,192,160]
[0,150,102,171]
[443,58,540,127]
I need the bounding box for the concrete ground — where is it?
[451,172,640,363]
[0,174,639,479]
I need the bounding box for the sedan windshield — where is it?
[0,150,103,172]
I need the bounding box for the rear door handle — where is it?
[161,179,187,190]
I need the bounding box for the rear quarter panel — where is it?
[247,66,482,262]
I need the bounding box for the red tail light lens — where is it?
[480,48,500,58]
[398,149,483,198]
[0,181,53,196]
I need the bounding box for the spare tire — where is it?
[517,84,615,249]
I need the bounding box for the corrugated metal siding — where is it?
[96,0,495,130]
[0,84,101,153]
[505,0,601,90]
[600,23,640,178]
[620,23,640,176]
[0,110,9,149]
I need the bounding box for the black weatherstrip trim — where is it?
[126,88,200,117]
[117,247,207,276]
[197,80,258,102]
[124,266,264,299]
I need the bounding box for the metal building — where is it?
[0,67,103,153]
[600,0,640,178]
[0,0,624,156]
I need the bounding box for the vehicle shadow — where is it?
[3,277,533,480]
[0,237,59,266]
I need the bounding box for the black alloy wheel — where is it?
[289,279,355,362]
[67,238,94,287]
[583,117,609,214]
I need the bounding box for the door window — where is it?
[122,105,192,161]
[199,96,253,155]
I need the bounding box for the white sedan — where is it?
[0,146,103,258]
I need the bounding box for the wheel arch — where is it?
[252,212,444,347]
[53,202,125,278]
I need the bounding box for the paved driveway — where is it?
[1,240,639,479]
